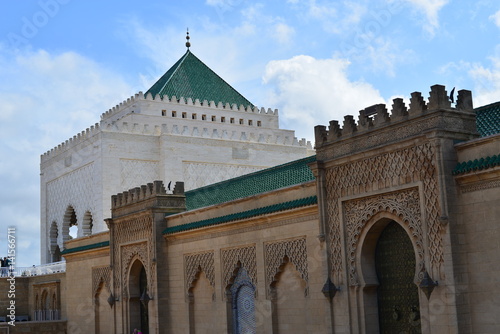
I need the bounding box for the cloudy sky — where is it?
[1,0,499,267]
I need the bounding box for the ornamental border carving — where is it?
[221,244,257,299]
[460,179,500,193]
[343,187,424,286]
[264,236,308,298]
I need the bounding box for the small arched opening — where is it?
[82,211,93,236]
[49,221,61,262]
[62,206,78,244]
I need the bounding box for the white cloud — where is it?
[490,10,500,28]
[274,23,295,45]
[0,47,132,266]
[403,0,449,36]
[263,55,384,143]
[468,55,500,106]
[439,49,500,107]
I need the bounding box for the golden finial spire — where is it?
[186,28,191,49]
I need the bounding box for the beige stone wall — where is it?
[63,233,110,334]
[454,136,500,333]
[163,183,328,333]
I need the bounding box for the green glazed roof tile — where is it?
[184,155,317,210]
[475,101,500,137]
[61,241,110,255]
[452,154,499,175]
[146,50,253,108]
[163,196,317,235]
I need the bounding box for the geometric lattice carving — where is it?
[92,266,112,297]
[183,162,263,190]
[264,237,308,297]
[326,142,444,282]
[46,162,95,248]
[221,245,257,299]
[343,188,424,286]
[120,159,159,191]
[185,251,215,298]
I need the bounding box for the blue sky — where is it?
[0,0,499,267]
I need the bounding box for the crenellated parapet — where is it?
[100,91,278,121]
[111,181,185,216]
[41,123,101,161]
[315,85,475,155]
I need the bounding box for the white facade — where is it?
[40,91,313,263]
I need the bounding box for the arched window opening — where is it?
[63,206,78,244]
[82,211,93,236]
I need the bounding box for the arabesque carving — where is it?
[92,266,111,297]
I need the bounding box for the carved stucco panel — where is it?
[221,245,257,299]
[264,237,308,298]
[184,251,215,299]
[92,266,112,297]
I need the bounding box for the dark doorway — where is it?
[375,221,421,333]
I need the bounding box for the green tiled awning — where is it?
[452,154,499,175]
[61,241,110,255]
[146,50,253,108]
[185,155,317,210]
[163,196,317,235]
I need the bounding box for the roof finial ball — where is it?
[186,28,191,49]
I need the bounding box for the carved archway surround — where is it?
[122,243,150,299]
[344,187,425,286]
[326,142,444,283]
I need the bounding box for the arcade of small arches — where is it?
[48,205,94,261]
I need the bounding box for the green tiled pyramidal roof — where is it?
[185,155,317,211]
[163,196,317,235]
[145,50,253,107]
[475,101,500,137]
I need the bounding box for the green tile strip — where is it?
[163,196,317,235]
[185,155,317,210]
[452,154,500,175]
[146,50,253,108]
[61,241,110,255]
[475,101,500,137]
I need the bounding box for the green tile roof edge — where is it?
[145,50,254,108]
[185,155,317,210]
[163,195,317,235]
[61,241,110,255]
[452,154,500,175]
